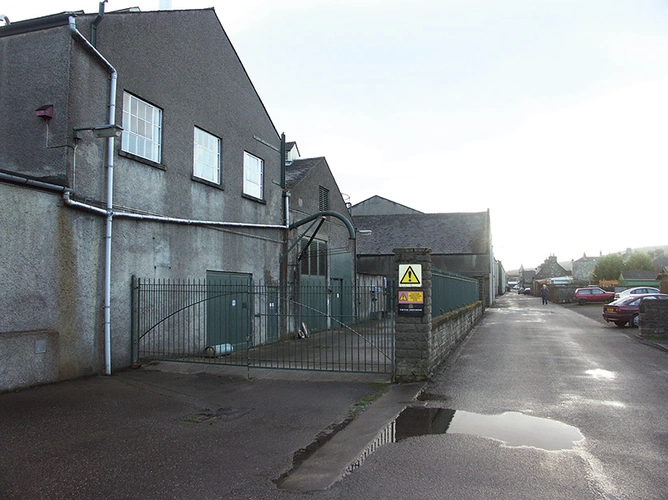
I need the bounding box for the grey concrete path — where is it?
[0,361,423,499]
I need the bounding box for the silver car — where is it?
[614,286,660,300]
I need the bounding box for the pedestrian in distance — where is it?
[541,284,549,305]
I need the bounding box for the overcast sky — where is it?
[6,0,668,271]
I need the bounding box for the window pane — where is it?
[243,152,263,198]
[319,242,327,276]
[193,127,221,184]
[300,240,309,275]
[121,92,163,163]
[310,244,318,275]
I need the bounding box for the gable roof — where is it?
[284,157,326,188]
[574,254,598,263]
[350,195,423,216]
[1,8,281,140]
[354,212,490,255]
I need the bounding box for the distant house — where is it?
[534,256,569,281]
[573,254,599,282]
[519,265,535,287]
[618,270,659,287]
[353,208,495,306]
[285,141,300,163]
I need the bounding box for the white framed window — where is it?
[121,92,162,163]
[243,151,264,199]
[193,127,221,184]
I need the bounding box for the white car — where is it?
[614,286,660,300]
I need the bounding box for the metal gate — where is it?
[132,276,395,374]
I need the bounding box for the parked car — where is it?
[602,293,668,328]
[574,286,615,305]
[614,286,660,300]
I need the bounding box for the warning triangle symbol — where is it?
[399,292,408,301]
[400,266,420,284]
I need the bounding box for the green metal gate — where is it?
[132,276,394,374]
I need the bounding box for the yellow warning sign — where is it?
[399,264,422,287]
[398,290,424,304]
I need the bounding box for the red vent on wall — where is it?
[35,105,54,121]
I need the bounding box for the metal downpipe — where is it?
[69,16,117,375]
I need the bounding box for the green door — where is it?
[206,271,251,350]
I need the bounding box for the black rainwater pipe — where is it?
[91,0,107,48]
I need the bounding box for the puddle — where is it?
[585,369,616,380]
[395,408,584,451]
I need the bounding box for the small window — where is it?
[300,240,309,275]
[121,92,162,163]
[193,127,221,184]
[298,239,327,277]
[243,151,264,199]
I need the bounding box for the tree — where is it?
[592,254,624,282]
[624,251,654,272]
[648,248,665,259]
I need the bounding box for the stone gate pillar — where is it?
[394,247,432,382]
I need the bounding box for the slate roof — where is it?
[350,195,423,215]
[354,212,489,255]
[534,260,568,279]
[284,157,325,188]
[621,270,658,281]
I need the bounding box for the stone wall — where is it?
[431,302,484,369]
[639,300,668,337]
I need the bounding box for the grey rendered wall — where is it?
[92,10,284,224]
[80,11,286,369]
[0,22,108,187]
[0,21,110,390]
[1,11,287,387]
[0,185,105,390]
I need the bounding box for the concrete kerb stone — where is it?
[278,382,425,492]
[635,334,668,353]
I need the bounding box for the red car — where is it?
[574,287,615,305]
[602,293,668,328]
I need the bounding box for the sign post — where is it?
[398,264,424,316]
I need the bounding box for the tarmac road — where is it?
[3,293,668,499]
[325,293,668,499]
[0,366,398,499]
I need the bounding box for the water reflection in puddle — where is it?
[585,369,616,380]
[395,408,584,451]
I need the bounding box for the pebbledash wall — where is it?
[394,248,484,382]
